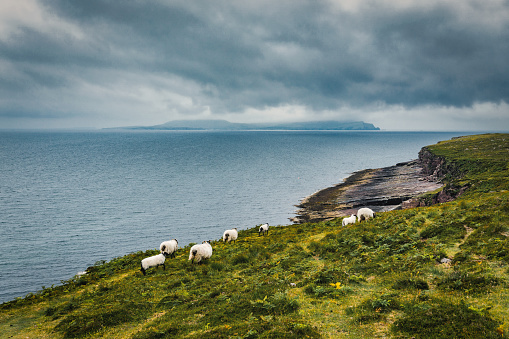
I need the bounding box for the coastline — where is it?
[3,133,508,338]
[292,159,443,223]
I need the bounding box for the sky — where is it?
[1,0,508,131]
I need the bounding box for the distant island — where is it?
[108,119,380,131]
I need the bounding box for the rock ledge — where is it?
[292,159,443,224]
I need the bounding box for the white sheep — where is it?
[160,239,178,258]
[357,207,376,222]
[140,253,166,275]
[223,228,238,243]
[189,241,213,264]
[258,223,269,236]
[342,214,357,226]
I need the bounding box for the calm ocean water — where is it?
[0,130,467,303]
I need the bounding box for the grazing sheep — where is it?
[258,223,269,236]
[223,228,238,244]
[160,239,178,258]
[342,214,357,226]
[357,207,376,222]
[140,253,166,275]
[189,241,213,264]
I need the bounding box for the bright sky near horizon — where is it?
[1,0,508,131]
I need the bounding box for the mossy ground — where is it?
[1,133,508,338]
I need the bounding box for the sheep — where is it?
[258,223,269,236]
[342,214,357,226]
[160,239,178,258]
[140,253,166,275]
[189,241,213,264]
[223,228,238,244]
[357,207,376,222]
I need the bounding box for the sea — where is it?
[0,130,470,303]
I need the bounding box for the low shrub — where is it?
[250,292,299,316]
[314,267,348,285]
[346,293,401,324]
[392,277,429,290]
[158,291,192,308]
[55,301,152,338]
[393,300,503,339]
[304,283,350,299]
[131,325,181,339]
[436,270,503,293]
[420,220,467,243]
[231,254,250,265]
[44,298,80,319]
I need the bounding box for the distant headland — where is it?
[106,119,380,131]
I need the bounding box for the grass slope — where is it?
[1,133,508,338]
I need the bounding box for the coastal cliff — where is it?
[293,140,468,223]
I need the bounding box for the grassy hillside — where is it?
[1,133,508,339]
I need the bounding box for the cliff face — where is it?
[418,147,465,182]
[416,147,468,205]
[293,159,444,223]
[293,145,469,223]
[418,147,448,180]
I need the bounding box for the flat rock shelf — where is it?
[293,160,443,223]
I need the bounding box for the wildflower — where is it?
[329,282,343,290]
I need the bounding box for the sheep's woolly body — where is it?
[140,253,166,275]
[342,214,357,226]
[259,223,269,236]
[189,241,213,263]
[160,239,178,258]
[357,208,376,221]
[223,228,238,243]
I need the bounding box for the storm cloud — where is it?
[1,0,508,130]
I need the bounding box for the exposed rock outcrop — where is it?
[292,145,467,224]
[417,147,469,205]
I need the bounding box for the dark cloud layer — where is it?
[1,0,508,129]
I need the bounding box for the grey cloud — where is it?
[1,0,508,126]
[365,3,509,106]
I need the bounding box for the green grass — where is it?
[1,133,508,338]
